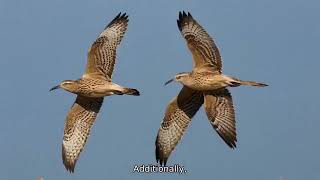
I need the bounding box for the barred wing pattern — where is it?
[177,11,222,72]
[85,13,129,79]
[204,88,237,148]
[155,87,203,166]
[62,96,103,172]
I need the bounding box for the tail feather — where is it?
[239,80,268,87]
[123,88,140,96]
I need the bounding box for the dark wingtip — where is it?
[177,11,194,31]
[215,130,237,149]
[66,166,75,173]
[120,12,129,20]
[116,12,121,18]
[227,140,237,149]
[62,144,76,173]
[163,159,167,166]
[106,12,129,28]
[155,137,164,166]
[182,11,187,17]
[158,158,168,167]
[177,11,183,30]
[225,140,237,149]
[155,140,169,167]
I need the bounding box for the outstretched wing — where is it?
[85,13,129,79]
[155,87,204,166]
[177,11,222,72]
[62,96,103,172]
[204,88,237,148]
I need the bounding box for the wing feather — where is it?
[85,13,129,79]
[62,96,103,172]
[204,88,237,148]
[155,87,203,166]
[177,11,222,72]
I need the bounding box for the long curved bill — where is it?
[50,85,60,91]
[164,78,174,86]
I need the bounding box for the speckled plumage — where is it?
[156,87,203,165]
[51,13,140,172]
[155,11,267,166]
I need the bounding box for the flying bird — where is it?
[50,13,139,172]
[155,11,267,166]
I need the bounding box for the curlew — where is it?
[155,11,267,166]
[50,13,139,172]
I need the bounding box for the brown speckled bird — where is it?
[155,11,267,166]
[50,13,139,172]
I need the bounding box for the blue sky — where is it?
[0,0,319,179]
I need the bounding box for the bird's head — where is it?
[164,72,191,86]
[50,80,78,92]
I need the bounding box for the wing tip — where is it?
[177,11,194,30]
[216,130,237,149]
[62,144,77,173]
[156,154,168,167]
[158,159,168,166]
[227,139,237,149]
[106,12,129,29]
[155,136,169,167]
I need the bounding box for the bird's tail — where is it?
[123,88,140,96]
[223,75,268,88]
[238,80,268,87]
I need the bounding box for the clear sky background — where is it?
[0,0,319,179]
